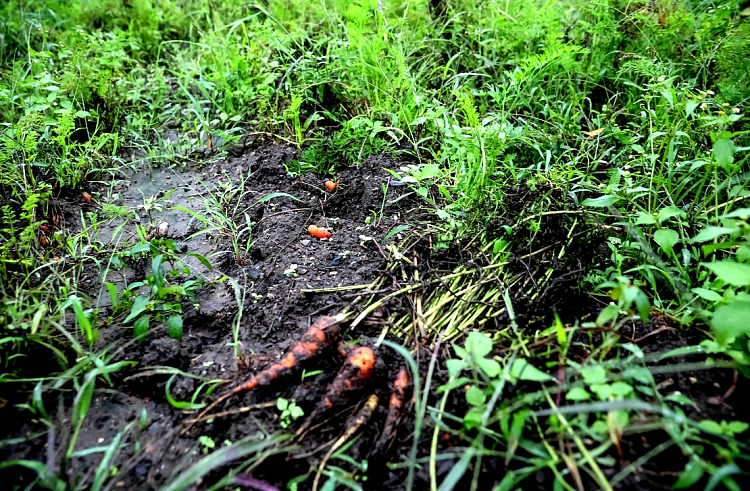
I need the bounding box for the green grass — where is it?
[2,0,750,489]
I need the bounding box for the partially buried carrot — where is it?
[296,346,376,436]
[325,180,337,191]
[373,365,410,454]
[233,316,341,394]
[322,346,376,408]
[307,224,331,239]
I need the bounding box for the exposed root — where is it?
[312,394,379,491]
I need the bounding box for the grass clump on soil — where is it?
[2,0,750,490]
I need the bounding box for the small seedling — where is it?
[302,369,324,381]
[284,264,299,278]
[276,398,304,428]
[199,435,216,454]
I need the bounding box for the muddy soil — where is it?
[1,145,746,491]
[1,144,425,490]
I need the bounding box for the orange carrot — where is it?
[297,346,376,435]
[233,316,341,394]
[307,225,332,239]
[321,346,376,408]
[82,191,92,203]
[325,180,337,191]
[374,365,410,454]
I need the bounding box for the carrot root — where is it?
[307,225,331,239]
[233,316,341,394]
[296,346,376,437]
[312,393,378,491]
[373,365,410,455]
[321,346,375,408]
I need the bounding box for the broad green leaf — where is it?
[566,387,591,401]
[590,383,612,399]
[106,282,119,309]
[152,254,165,287]
[719,208,750,219]
[634,212,656,225]
[691,226,736,243]
[124,295,150,323]
[703,260,750,286]
[727,421,749,434]
[465,332,492,357]
[167,314,183,343]
[133,315,150,342]
[737,245,750,262]
[711,301,750,345]
[128,242,153,255]
[493,239,510,254]
[610,381,634,397]
[623,366,653,384]
[580,365,607,385]
[591,420,608,433]
[465,385,486,406]
[654,228,679,254]
[494,471,516,491]
[691,287,723,302]
[657,206,686,222]
[582,194,620,207]
[477,357,500,378]
[674,461,704,489]
[713,138,735,167]
[445,359,464,378]
[452,344,467,359]
[419,164,440,179]
[596,304,619,326]
[509,359,554,382]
